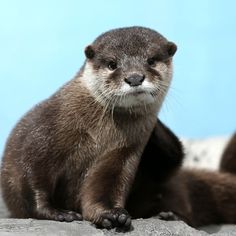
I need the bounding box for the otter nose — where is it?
[124,74,145,87]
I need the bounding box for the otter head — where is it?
[82,26,177,110]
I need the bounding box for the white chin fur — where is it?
[115,80,157,107]
[116,93,156,107]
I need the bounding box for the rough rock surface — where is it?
[0,218,208,236]
[1,137,236,235]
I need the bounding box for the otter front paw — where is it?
[96,208,131,231]
[156,211,180,221]
[36,208,83,222]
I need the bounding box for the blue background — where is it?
[1,0,236,156]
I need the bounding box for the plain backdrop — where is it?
[0,0,236,156]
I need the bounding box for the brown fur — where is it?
[128,134,236,227]
[1,76,155,224]
[128,168,236,227]
[220,133,236,174]
[1,26,179,230]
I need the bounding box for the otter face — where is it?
[81,27,177,109]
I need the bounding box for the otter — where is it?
[128,133,236,227]
[1,26,179,230]
[220,133,236,174]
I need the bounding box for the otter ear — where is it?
[167,42,177,57]
[85,45,95,59]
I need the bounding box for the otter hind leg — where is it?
[1,165,32,218]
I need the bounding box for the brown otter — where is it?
[0,26,179,230]
[128,134,236,227]
[220,133,236,174]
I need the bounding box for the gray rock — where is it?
[1,217,236,236]
[0,218,208,236]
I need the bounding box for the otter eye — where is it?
[147,58,156,67]
[108,61,117,71]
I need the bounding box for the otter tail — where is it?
[219,133,236,174]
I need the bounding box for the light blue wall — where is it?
[1,0,236,156]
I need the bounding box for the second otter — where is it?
[127,133,236,227]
